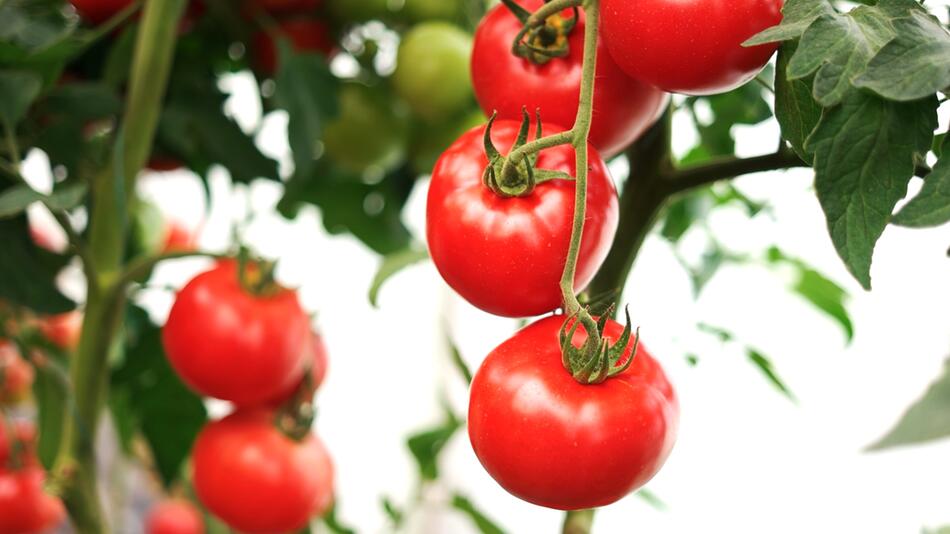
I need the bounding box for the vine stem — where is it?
[51,1,187,532]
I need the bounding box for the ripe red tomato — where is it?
[146,499,205,534]
[468,315,679,510]
[270,331,329,407]
[0,467,66,534]
[253,18,335,76]
[0,343,34,404]
[471,0,668,159]
[192,410,334,533]
[601,0,783,95]
[162,261,310,406]
[38,312,82,353]
[426,120,618,317]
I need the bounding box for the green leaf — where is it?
[0,213,74,313]
[923,527,950,534]
[774,41,822,161]
[697,323,734,343]
[407,410,462,481]
[451,494,506,534]
[854,12,950,101]
[787,8,895,106]
[867,357,950,451]
[0,69,42,124]
[747,349,796,402]
[44,183,88,211]
[806,90,937,289]
[111,306,207,487]
[637,488,668,511]
[0,185,43,218]
[660,192,711,243]
[893,148,950,228]
[682,75,773,164]
[368,247,428,307]
[31,356,69,469]
[447,334,473,385]
[274,51,340,180]
[744,0,836,45]
[381,497,404,528]
[322,503,357,534]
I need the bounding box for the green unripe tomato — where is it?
[323,83,410,175]
[393,22,473,121]
[402,0,465,22]
[327,0,393,22]
[410,108,485,174]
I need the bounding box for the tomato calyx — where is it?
[482,110,572,198]
[274,393,315,442]
[235,251,282,298]
[559,306,640,384]
[502,0,578,65]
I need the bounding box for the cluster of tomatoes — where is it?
[425,0,783,511]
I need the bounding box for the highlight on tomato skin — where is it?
[468,315,678,510]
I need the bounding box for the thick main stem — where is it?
[54,1,186,531]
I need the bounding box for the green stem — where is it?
[501,129,575,180]
[562,509,595,534]
[53,1,187,531]
[526,0,583,25]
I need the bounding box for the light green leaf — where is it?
[368,247,428,307]
[744,0,836,45]
[447,333,473,385]
[451,494,506,534]
[748,349,796,402]
[806,90,937,289]
[0,69,42,124]
[637,488,668,511]
[407,410,462,481]
[868,358,950,451]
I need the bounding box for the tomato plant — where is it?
[0,467,66,534]
[162,261,311,406]
[469,315,678,510]
[145,499,205,534]
[322,83,410,174]
[192,409,334,533]
[393,22,473,122]
[427,120,618,317]
[600,0,784,95]
[472,0,669,158]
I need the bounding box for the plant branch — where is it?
[562,509,595,534]
[666,148,807,194]
[117,250,225,290]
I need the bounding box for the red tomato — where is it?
[145,499,205,534]
[161,222,195,254]
[249,0,321,13]
[162,261,310,406]
[0,420,36,469]
[147,157,184,172]
[0,343,34,404]
[269,331,329,407]
[192,410,334,533]
[426,121,618,318]
[38,312,82,353]
[468,315,679,510]
[601,0,783,95]
[0,467,66,534]
[472,0,668,159]
[253,18,335,76]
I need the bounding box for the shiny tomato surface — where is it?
[0,467,65,534]
[601,0,783,95]
[162,261,310,406]
[426,120,618,317]
[145,499,205,534]
[472,0,669,158]
[469,315,679,509]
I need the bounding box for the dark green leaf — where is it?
[44,183,88,211]
[0,214,74,313]
[0,185,43,218]
[806,91,937,289]
[747,349,796,401]
[0,69,42,124]
[893,151,950,228]
[451,494,506,534]
[0,0,77,56]
[867,357,950,451]
[368,247,428,307]
[685,354,700,367]
[745,0,836,45]
[111,306,207,487]
[31,356,69,469]
[854,12,950,101]
[407,411,462,481]
[774,41,822,161]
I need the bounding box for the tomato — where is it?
[0,420,36,469]
[145,499,205,534]
[162,261,310,406]
[161,222,195,254]
[0,467,66,534]
[601,0,783,95]
[426,120,618,317]
[192,410,334,533]
[253,18,335,76]
[469,315,678,509]
[38,312,82,353]
[410,108,485,174]
[393,22,473,122]
[402,0,465,22]
[269,331,329,406]
[323,83,410,174]
[0,343,33,404]
[471,0,668,159]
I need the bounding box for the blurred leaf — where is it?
[807,90,937,289]
[677,244,727,297]
[111,306,207,487]
[637,488,668,511]
[868,357,950,451]
[407,410,462,481]
[0,0,77,57]
[322,503,357,534]
[745,0,836,45]
[447,333,473,385]
[682,74,772,165]
[34,82,122,176]
[660,192,711,243]
[0,183,88,218]
[685,354,700,367]
[712,184,768,217]
[451,494,506,534]
[893,140,950,228]
[381,497,404,528]
[747,349,796,402]
[0,69,42,124]
[697,323,734,343]
[923,526,950,534]
[766,247,853,342]
[31,356,69,469]
[0,213,74,313]
[774,41,821,161]
[368,247,428,307]
[854,11,950,102]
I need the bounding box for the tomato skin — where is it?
[468,316,678,510]
[0,467,66,534]
[269,331,329,406]
[162,261,310,406]
[192,410,333,533]
[471,0,669,159]
[0,343,33,404]
[393,22,473,121]
[253,18,335,76]
[601,0,783,95]
[38,312,82,353]
[426,121,618,318]
[146,499,205,534]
